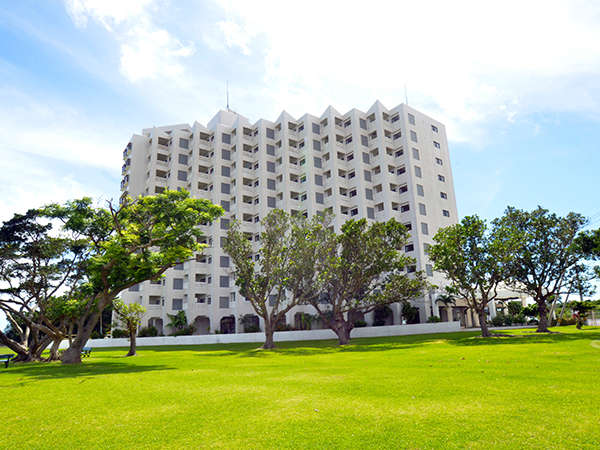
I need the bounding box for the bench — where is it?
[81,347,92,358]
[1,354,15,368]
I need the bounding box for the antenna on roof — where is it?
[226,80,230,111]
[404,83,408,105]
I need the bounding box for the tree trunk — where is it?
[126,326,137,357]
[61,309,102,364]
[536,301,550,333]
[331,317,352,345]
[478,309,491,337]
[47,338,62,361]
[262,321,275,350]
[0,330,31,361]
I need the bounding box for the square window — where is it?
[438,174,446,182]
[220,256,230,267]
[173,278,184,290]
[222,149,231,160]
[433,141,441,149]
[393,131,402,140]
[179,138,189,149]
[221,200,230,212]
[405,243,414,252]
[421,222,429,234]
[440,192,448,199]
[412,148,420,160]
[315,174,323,186]
[267,179,276,190]
[267,196,276,208]
[362,152,370,164]
[221,183,230,194]
[431,125,438,133]
[222,133,231,144]
[266,128,275,139]
[220,218,230,230]
[315,192,324,204]
[426,264,434,277]
[359,118,367,130]
[267,161,276,173]
[178,154,188,164]
[313,140,321,151]
[415,166,422,178]
[219,276,229,288]
[419,203,427,216]
[400,203,410,213]
[365,188,373,200]
[364,170,372,182]
[221,166,230,177]
[172,298,183,310]
[177,170,187,181]
[436,157,443,165]
[407,265,416,273]
[410,130,418,143]
[219,296,229,309]
[367,207,375,219]
[314,157,322,168]
[417,184,424,196]
[443,209,450,217]
[312,123,320,134]
[408,113,416,125]
[361,135,369,146]
[174,263,184,270]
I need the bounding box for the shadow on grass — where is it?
[3,360,174,381]
[447,329,600,347]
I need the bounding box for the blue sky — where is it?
[1,1,600,328]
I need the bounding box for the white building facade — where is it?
[119,101,459,335]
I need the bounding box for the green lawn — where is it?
[2,327,600,449]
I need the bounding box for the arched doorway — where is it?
[374,305,394,326]
[148,317,163,335]
[240,314,260,333]
[348,309,366,327]
[220,315,235,334]
[193,316,210,335]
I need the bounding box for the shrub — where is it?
[557,317,577,326]
[244,325,261,333]
[90,330,102,339]
[427,316,441,323]
[401,303,420,324]
[503,314,514,327]
[491,314,506,327]
[354,320,367,328]
[507,301,523,316]
[170,325,195,336]
[138,326,159,337]
[275,323,293,332]
[112,329,128,338]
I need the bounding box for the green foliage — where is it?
[373,305,393,326]
[138,326,159,337]
[113,298,146,336]
[111,329,128,338]
[167,311,189,331]
[427,316,442,323]
[170,325,195,336]
[507,301,523,316]
[522,304,539,317]
[353,320,367,328]
[402,302,421,324]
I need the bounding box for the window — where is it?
[219,276,229,288]
[315,192,324,204]
[313,140,321,151]
[400,203,410,212]
[360,118,367,130]
[129,284,140,292]
[423,243,431,254]
[177,170,187,181]
[266,128,275,139]
[172,298,183,310]
[410,130,418,143]
[440,192,448,199]
[315,174,323,186]
[431,125,438,133]
[220,256,229,268]
[221,200,230,212]
[149,295,161,305]
[414,166,422,178]
[433,141,441,149]
[179,138,189,149]
[219,296,229,309]
[412,148,420,160]
[266,144,275,156]
[267,161,276,173]
[221,183,230,194]
[178,154,188,165]
[391,114,399,123]
[407,265,416,273]
[314,157,322,168]
[220,218,230,230]
[312,123,320,134]
[416,184,424,196]
[435,157,443,165]
[360,152,370,164]
[222,133,231,144]
[367,207,375,219]
[443,209,450,217]
[426,264,434,277]
[404,222,412,231]
[221,166,230,177]
[173,278,184,290]
[421,222,429,235]
[365,188,373,200]
[267,196,276,208]
[195,294,208,304]
[393,131,402,140]
[408,113,416,125]
[397,166,406,175]
[267,178,276,190]
[405,244,414,252]
[222,149,230,160]
[174,262,184,270]
[438,174,446,182]
[419,203,427,216]
[364,170,372,182]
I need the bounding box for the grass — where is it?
[2,327,600,449]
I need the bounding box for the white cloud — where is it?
[64,0,195,83]
[210,0,600,143]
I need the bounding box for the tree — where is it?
[570,300,599,329]
[0,210,88,362]
[495,206,586,333]
[224,210,327,349]
[307,218,426,345]
[112,299,146,356]
[429,215,514,337]
[43,190,223,363]
[576,228,600,278]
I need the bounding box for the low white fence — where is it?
[71,321,461,349]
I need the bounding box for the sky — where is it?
[1,1,600,328]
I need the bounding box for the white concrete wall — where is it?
[71,321,461,349]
